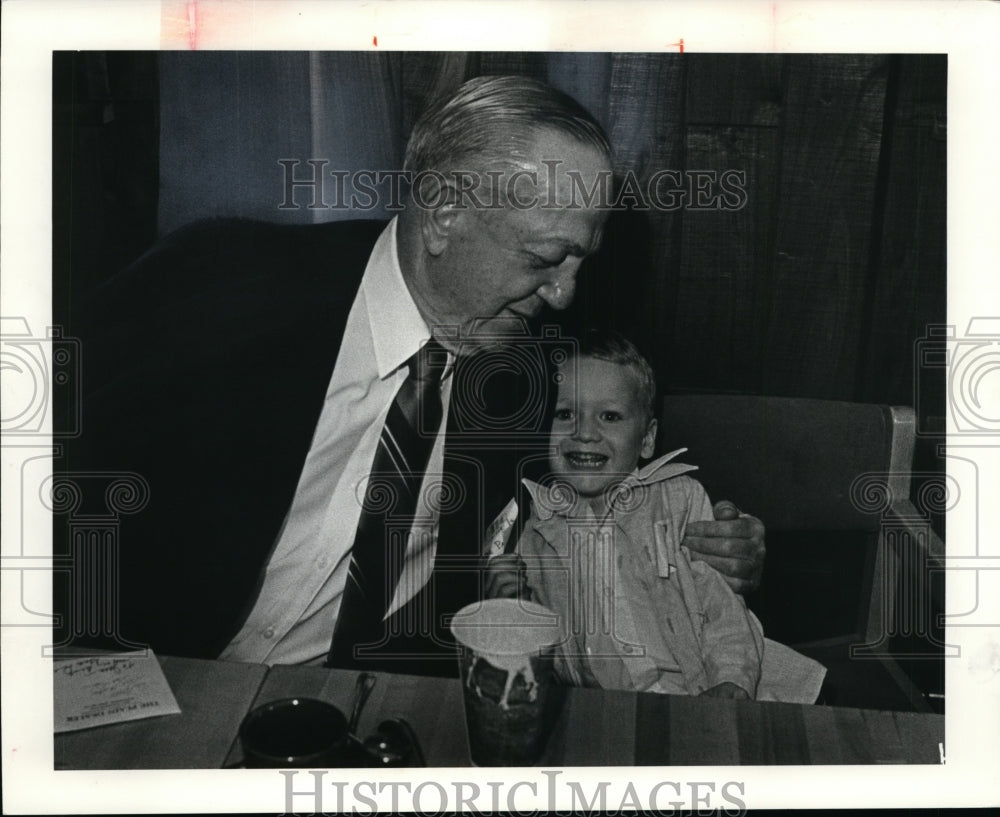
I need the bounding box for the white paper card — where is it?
[53,652,181,733]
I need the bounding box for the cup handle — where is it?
[386,717,426,767]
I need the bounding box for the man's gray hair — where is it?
[404,74,612,177]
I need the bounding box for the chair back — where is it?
[657,395,907,532]
[657,394,939,711]
[656,394,913,647]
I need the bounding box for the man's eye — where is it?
[528,253,566,270]
[554,408,574,421]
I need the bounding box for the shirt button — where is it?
[263,627,275,639]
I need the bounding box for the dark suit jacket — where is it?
[55,218,550,674]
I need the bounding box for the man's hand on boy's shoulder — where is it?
[684,500,765,595]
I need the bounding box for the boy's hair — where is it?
[570,329,658,422]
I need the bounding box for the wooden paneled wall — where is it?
[564,54,945,410]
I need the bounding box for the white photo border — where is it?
[2,0,998,812]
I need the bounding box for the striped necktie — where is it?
[327,338,447,667]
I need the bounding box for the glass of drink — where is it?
[450,598,562,766]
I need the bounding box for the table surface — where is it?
[55,654,944,769]
[55,655,268,770]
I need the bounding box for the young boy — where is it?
[487,330,763,699]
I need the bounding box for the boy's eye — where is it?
[600,411,622,422]
[553,408,574,421]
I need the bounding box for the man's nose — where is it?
[536,265,578,311]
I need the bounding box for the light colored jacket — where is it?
[517,450,764,697]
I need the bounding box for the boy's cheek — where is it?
[548,446,568,472]
[550,415,577,433]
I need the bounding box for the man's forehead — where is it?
[527,125,608,160]
[508,205,608,253]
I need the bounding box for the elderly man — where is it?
[62,75,763,673]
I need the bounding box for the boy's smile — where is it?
[550,356,657,503]
[562,451,610,468]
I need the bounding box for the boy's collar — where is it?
[522,448,698,521]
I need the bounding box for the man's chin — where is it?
[484,312,539,333]
[447,314,539,355]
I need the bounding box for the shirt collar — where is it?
[522,448,699,522]
[362,217,433,379]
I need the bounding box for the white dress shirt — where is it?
[220,218,451,665]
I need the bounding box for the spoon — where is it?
[347,672,377,736]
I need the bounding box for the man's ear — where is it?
[641,418,658,459]
[418,175,464,257]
